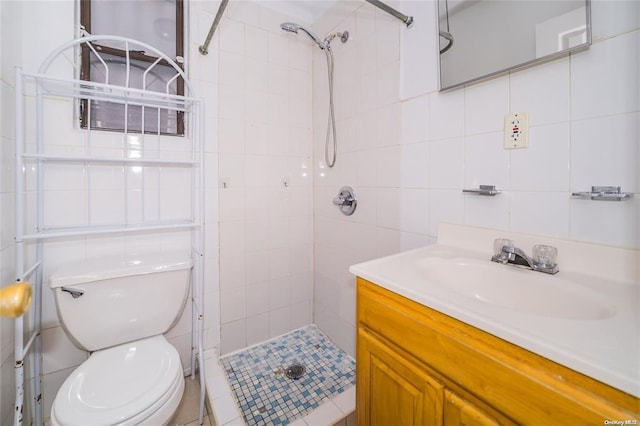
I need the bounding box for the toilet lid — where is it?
[53,335,183,425]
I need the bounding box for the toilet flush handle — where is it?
[61,287,85,299]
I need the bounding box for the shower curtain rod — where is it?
[365,0,414,28]
[199,0,229,55]
[200,0,412,55]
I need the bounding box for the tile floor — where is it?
[204,326,356,426]
[220,325,355,425]
[207,352,356,426]
[172,377,214,426]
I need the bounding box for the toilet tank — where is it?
[49,252,193,352]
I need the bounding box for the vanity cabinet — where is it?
[356,278,639,425]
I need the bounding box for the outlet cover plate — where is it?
[504,112,529,149]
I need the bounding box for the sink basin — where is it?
[419,257,617,320]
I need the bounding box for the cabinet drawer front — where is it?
[357,278,640,424]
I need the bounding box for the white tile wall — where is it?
[401,95,429,145]
[402,1,639,250]
[400,141,429,188]
[313,2,406,356]
[509,192,571,238]
[464,132,509,190]
[464,76,509,135]
[429,137,464,189]
[400,0,438,98]
[570,112,639,193]
[428,88,465,140]
[464,193,509,231]
[41,327,89,376]
[428,190,465,237]
[510,58,570,126]
[400,188,429,235]
[570,197,640,248]
[591,0,640,42]
[570,30,639,121]
[217,2,314,355]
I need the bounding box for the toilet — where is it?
[48,252,193,426]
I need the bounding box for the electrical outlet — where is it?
[504,112,529,149]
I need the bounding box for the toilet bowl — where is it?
[50,336,184,426]
[48,253,192,425]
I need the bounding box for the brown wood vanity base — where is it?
[356,277,640,425]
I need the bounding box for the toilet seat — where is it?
[51,335,184,426]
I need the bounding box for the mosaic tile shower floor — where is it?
[220,325,356,426]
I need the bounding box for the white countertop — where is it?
[350,223,640,397]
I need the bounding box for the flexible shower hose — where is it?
[324,46,337,168]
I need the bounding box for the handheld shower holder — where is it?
[325,31,349,46]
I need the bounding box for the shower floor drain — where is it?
[285,363,306,380]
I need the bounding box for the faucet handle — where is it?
[491,238,514,264]
[532,245,558,268]
[493,238,514,255]
[532,245,559,274]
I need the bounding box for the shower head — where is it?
[280,22,300,33]
[280,22,326,50]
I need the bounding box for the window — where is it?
[79,0,185,135]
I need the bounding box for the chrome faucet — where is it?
[491,241,559,274]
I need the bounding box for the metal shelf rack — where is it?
[14,35,205,426]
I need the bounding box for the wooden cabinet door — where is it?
[357,327,444,426]
[444,389,502,426]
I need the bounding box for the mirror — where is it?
[438,0,591,91]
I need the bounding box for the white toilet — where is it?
[48,252,193,426]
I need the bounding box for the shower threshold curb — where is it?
[203,329,356,425]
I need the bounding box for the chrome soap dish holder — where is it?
[462,185,501,196]
[571,186,633,202]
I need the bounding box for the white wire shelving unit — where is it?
[13,35,206,426]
